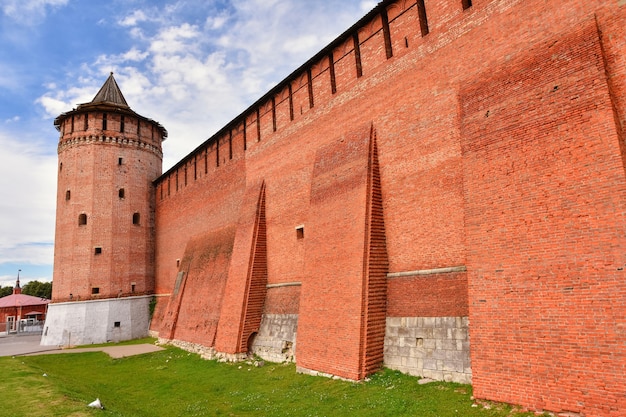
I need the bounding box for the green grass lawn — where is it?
[1,340,535,417]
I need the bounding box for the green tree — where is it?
[21,281,52,299]
[0,286,13,298]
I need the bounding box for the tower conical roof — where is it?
[91,72,129,107]
[54,72,167,139]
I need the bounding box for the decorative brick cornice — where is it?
[57,134,163,158]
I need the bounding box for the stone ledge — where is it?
[387,266,467,278]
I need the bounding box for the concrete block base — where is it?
[40,296,152,346]
[250,314,298,363]
[384,316,471,384]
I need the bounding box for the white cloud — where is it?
[360,1,378,12]
[35,1,371,169]
[0,132,56,267]
[92,48,149,70]
[1,0,68,25]
[1,0,373,288]
[283,35,326,55]
[118,10,149,27]
[149,23,201,56]
[36,96,70,119]
[36,83,98,119]
[0,271,52,287]
[205,10,230,31]
[122,47,150,62]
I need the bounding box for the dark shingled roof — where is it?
[54,72,168,139]
[91,72,129,107]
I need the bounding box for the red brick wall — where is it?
[158,226,236,345]
[264,286,300,315]
[295,127,370,380]
[53,109,163,302]
[387,272,468,317]
[151,155,246,336]
[146,0,626,414]
[214,181,268,353]
[461,20,626,415]
[0,305,47,323]
[362,134,389,375]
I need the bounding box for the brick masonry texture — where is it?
[52,1,626,415]
[460,19,626,415]
[53,109,164,302]
[387,271,468,317]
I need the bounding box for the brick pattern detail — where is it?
[361,129,389,375]
[264,286,300,315]
[297,125,388,380]
[237,183,268,352]
[53,109,163,302]
[158,227,235,345]
[461,21,626,415]
[53,1,626,415]
[387,271,468,317]
[214,181,268,354]
[597,9,626,168]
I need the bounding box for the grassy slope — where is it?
[0,343,534,417]
[1,356,92,417]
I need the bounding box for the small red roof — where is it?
[0,293,50,308]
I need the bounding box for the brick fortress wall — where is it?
[150,1,626,415]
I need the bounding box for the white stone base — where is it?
[158,338,250,362]
[40,296,152,346]
[384,316,472,384]
[250,314,298,363]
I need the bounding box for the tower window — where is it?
[462,0,472,9]
[114,321,121,327]
[65,190,71,201]
[78,213,87,226]
[84,113,88,130]
[59,162,63,172]
[133,212,140,225]
[119,188,125,199]
[102,113,107,130]
[118,157,123,165]
[94,247,102,255]
[296,225,304,240]
[92,287,100,294]
[120,116,125,133]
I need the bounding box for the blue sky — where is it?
[0,0,374,288]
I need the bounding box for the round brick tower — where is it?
[41,73,167,346]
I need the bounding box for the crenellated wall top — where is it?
[156,0,410,183]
